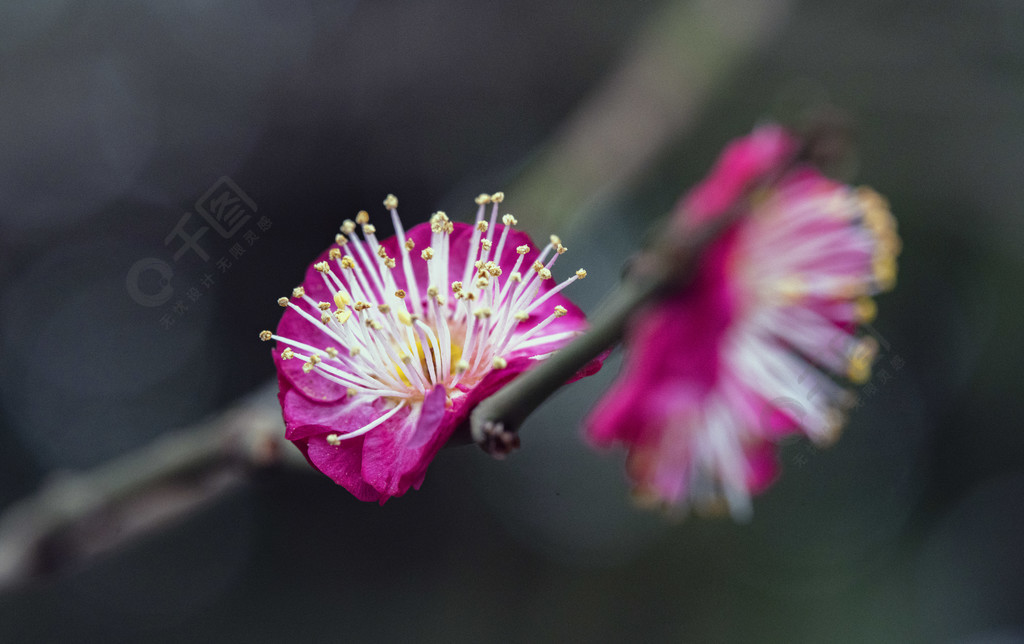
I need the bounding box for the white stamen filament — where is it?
[272,194,585,438]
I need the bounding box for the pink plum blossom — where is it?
[264,193,599,502]
[587,125,901,518]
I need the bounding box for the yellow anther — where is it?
[405,239,415,251]
[538,268,552,280]
[553,305,567,317]
[325,347,339,358]
[317,301,331,311]
[575,268,587,279]
[320,312,331,324]
[377,246,388,258]
[492,356,508,369]
[398,310,413,326]
[513,311,529,321]
[341,220,356,235]
[353,301,371,312]
[340,256,356,269]
[516,245,530,255]
[532,260,544,273]
[383,194,398,209]
[490,192,504,203]
[292,286,306,299]
[277,297,289,307]
[259,330,272,341]
[395,289,406,299]
[314,261,329,273]
[481,239,492,252]
[474,307,493,319]
[510,272,522,283]
[427,285,439,298]
[378,304,391,314]
[549,234,561,246]
[326,434,342,446]
[329,248,342,260]
[385,258,396,269]
[350,346,362,357]
[302,354,321,373]
[873,256,898,291]
[368,320,383,330]
[854,296,877,323]
[475,276,490,289]
[334,309,351,324]
[485,261,501,276]
[421,247,434,260]
[334,291,351,308]
[556,243,567,255]
[362,224,376,235]
[355,210,370,225]
[347,387,357,398]
[847,337,879,384]
[476,221,489,233]
[335,233,348,246]
[281,348,295,359]
[455,359,470,374]
[475,194,491,205]
[451,281,463,292]
[430,212,450,233]
[502,214,517,226]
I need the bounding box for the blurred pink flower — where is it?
[587,125,900,518]
[264,193,599,502]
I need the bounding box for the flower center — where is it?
[263,192,588,410]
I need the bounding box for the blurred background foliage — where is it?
[1,0,1023,641]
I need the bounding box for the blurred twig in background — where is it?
[512,0,793,232]
[0,0,793,591]
[0,383,297,592]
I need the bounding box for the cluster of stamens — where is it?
[725,181,900,445]
[262,193,587,441]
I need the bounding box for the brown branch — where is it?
[0,381,301,592]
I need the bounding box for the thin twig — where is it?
[0,382,300,593]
